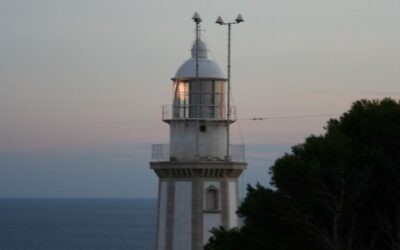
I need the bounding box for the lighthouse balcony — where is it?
[151,143,245,162]
[161,105,237,122]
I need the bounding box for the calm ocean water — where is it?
[0,198,157,250]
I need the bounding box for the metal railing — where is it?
[151,143,245,162]
[162,105,236,121]
[229,144,245,162]
[151,144,170,162]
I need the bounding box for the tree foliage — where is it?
[205,98,400,250]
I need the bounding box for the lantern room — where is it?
[163,39,234,121]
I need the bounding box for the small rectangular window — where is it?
[200,125,206,132]
[206,187,219,211]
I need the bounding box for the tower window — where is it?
[200,125,207,132]
[205,186,219,211]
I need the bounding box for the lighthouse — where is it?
[150,13,246,250]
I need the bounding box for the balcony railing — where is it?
[162,105,236,121]
[151,144,245,162]
[151,144,170,162]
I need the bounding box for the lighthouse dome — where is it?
[173,40,226,80]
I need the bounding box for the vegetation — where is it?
[205,98,400,250]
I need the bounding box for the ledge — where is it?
[150,161,246,178]
[150,161,247,169]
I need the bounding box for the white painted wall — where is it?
[170,122,227,161]
[228,181,238,228]
[157,181,167,250]
[173,181,192,250]
[203,213,221,245]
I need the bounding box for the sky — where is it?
[0,0,399,198]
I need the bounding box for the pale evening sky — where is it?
[0,0,399,197]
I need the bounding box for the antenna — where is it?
[215,14,245,161]
[192,12,202,23]
[193,12,202,160]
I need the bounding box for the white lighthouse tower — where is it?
[150,13,246,250]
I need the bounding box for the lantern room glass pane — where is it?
[173,80,189,118]
[214,81,224,93]
[188,84,198,118]
[173,79,226,119]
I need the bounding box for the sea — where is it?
[0,198,157,250]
